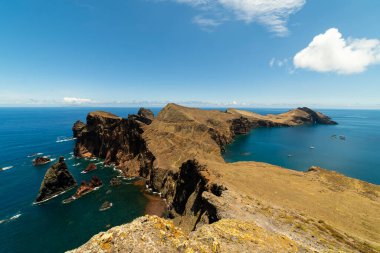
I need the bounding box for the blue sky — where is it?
[1,0,380,108]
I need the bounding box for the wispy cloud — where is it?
[63,97,93,104]
[165,0,306,36]
[192,15,222,30]
[294,28,380,74]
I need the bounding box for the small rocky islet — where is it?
[34,104,380,252]
[35,159,104,205]
[35,157,76,203]
[33,156,51,166]
[81,163,97,174]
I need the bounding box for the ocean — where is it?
[0,107,379,253]
[224,109,380,185]
[0,107,160,253]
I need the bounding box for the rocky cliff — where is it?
[35,157,77,203]
[70,104,380,252]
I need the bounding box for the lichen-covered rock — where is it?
[67,216,303,253]
[35,157,76,203]
[67,216,189,253]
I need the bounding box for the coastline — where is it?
[69,105,380,252]
[133,179,167,217]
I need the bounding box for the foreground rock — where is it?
[70,104,380,252]
[35,157,76,203]
[68,215,302,253]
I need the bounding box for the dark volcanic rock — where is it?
[74,111,155,176]
[72,120,86,138]
[73,176,103,199]
[297,107,337,125]
[110,177,122,186]
[82,163,97,173]
[138,108,154,120]
[33,156,51,166]
[230,117,252,135]
[35,157,76,203]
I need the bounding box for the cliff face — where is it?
[71,104,380,252]
[35,157,77,203]
[74,111,155,177]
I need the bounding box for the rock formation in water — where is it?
[33,156,51,166]
[82,163,97,173]
[69,104,380,253]
[73,176,103,199]
[35,157,76,203]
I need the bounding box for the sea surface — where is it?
[0,107,160,253]
[1,107,379,253]
[224,109,380,185]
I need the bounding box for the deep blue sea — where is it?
[224,109,380,185]
[0,107,379,253]
[0,107,161,253]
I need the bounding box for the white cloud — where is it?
[293,28,380,74]
[192,15,222,30]
[63,97,92,104]
[270,57,288,68]
[168,0,306,36]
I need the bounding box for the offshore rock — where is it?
[33,156,51,166]
[35,157,76,203]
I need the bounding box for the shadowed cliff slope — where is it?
[70,104,379,253]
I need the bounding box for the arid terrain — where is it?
[69,104,379,252]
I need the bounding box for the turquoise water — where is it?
[0,108,160,253]
[224,109,380,185]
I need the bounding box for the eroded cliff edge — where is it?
[69,104,380,253]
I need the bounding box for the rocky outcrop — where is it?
[73,111,154,177]
[35,157,76,203]
[67,215,304,253]
[72,120,85,138]
[33,156,51,166]
[70,104,380,252]
[73,176,102,199]
[297,107,337,125]
[138,107,154,120]
[82,163,97,173]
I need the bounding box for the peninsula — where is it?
[69,104,379,252]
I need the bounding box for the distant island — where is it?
[67,104,379,252]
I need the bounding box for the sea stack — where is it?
[35,157,77,203]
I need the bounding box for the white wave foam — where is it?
[73,163,81,167]
[27,152,43,158]
[56,137,77,143]
[1,166,13,171]
[0,213,22,224]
